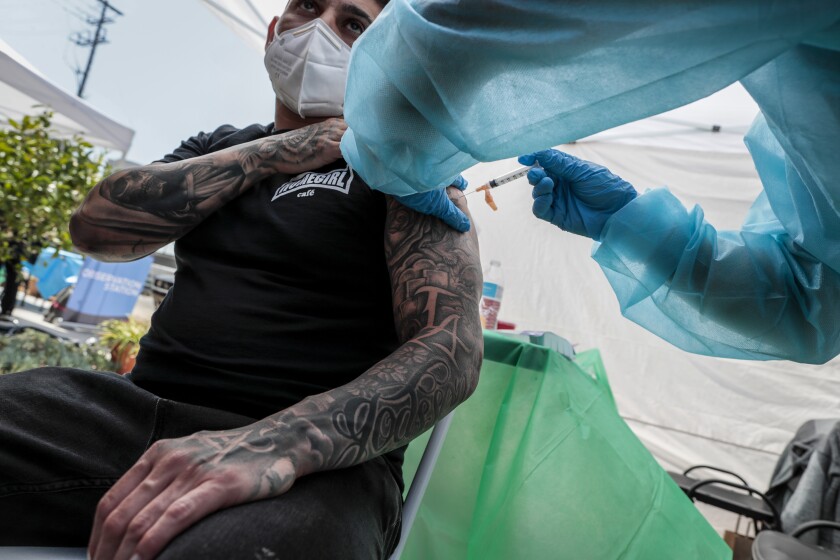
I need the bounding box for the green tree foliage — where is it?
[0,111,107,314]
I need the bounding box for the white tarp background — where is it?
[202,0,840,519]
[464,142,840,486]
[0,38,133,153]
[201,0,280,50]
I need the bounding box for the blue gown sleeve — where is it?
[592,38,840,363]
[592,118,840,364]
[741,42,840,275]
[341,0,839,196]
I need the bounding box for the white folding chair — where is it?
[388,410,455,560]
[0,548,85,559]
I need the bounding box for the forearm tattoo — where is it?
[71,122,340,260]
[169,192,483,495]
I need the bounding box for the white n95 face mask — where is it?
[264,18,351,118]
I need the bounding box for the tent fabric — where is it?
[0,38,134,153]
[584,83,757,154]
[199,0,286,51]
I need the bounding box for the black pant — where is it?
[0,368,403,559]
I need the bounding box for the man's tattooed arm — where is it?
[275,188,484,471]
[221,187,483,475]
[88,189,483,560]
[69,118,347,262]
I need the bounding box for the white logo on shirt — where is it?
[271,166,353,201]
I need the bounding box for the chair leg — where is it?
[388,411,456,560]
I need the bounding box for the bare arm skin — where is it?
[88,187,483,560]
[70,118,347,262]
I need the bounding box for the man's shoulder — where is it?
[200,122,275,151]
[156,123,274,164]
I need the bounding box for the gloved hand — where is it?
[395,175,471,232]
[518,150,637,241]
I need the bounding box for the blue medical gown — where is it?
[342,0,838,195]
[593,45,840,364]
[342,0,840,363]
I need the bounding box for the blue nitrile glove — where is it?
[395,175,471,232]
[518,150,638,241]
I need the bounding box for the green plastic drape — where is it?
[401,332,729,559]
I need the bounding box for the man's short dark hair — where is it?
[375,0,389,6]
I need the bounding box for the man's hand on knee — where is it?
[88,426,301,560]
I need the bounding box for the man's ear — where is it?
[265,16,280,51]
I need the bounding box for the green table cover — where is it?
[401,331,730,559]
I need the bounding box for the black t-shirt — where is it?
[130,123,400,420]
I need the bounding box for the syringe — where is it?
[480,165,533,190]
[464,164,536,211]
[465,165,534,197]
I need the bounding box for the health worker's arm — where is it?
[340,0,837,198]
[87,187,483,560]
[70,119,346,262]
[593,188,840,364]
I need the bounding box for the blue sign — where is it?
[64,257,153,324]
[23,247,84,299]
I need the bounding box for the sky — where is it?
[0,0,277,163]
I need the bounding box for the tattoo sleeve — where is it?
[309,190,484,469]
[180,189,483,489]
[69,121,342,262]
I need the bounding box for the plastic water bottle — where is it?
[480,260,504,330]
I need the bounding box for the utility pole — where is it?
[71,0,123,98]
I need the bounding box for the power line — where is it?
[70,0,122,98]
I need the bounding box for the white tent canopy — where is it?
[204,0,840,516]
[201,0,281,51]
[0,38,134,154]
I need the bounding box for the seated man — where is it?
[0,0,482,558]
